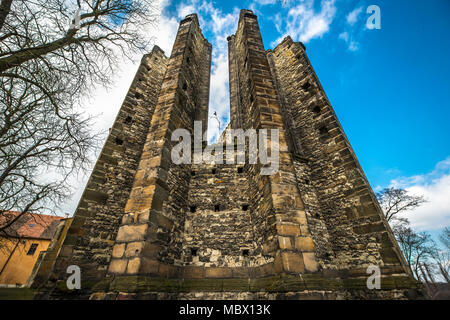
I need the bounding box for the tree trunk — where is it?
[439,264,450,284]
[0,0,13,31]
[419,263,433,298]
[0,30,77,72]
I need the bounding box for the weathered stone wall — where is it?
[229,10,320,274]
[267,36,409,273]
[36,46,169,299]
[36,10,423,300]
[183,162,255,267]
[92,289,417,300]
[88,271,422,300]
[228,33,242,129]
[107,14,212,278]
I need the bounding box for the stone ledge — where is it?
[91,274,421,294]
[0,288,35,300]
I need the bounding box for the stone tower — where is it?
[35,10,422,300]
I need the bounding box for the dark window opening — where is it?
[237,167,243,173]
[214,205,220,212]
[190,248,198,256]
[250,95,254,103]
[115,137,124,145]
[191,171,196,176]
[154,57,158,62]
[146,66,151,72]
[27,243,38,255]
[242,204,249,211]
[124,116,133,124]
[302,82,311,91]
[182,82,187,91]
[296,54,301,60]
[312,106,321,114]
[319,126,328,135]
[187,56,190,63]
[211,168,217,174]
[242,249,249,256]
[190,206,196,213]
[135,92,142,99]
[305,179,310,185]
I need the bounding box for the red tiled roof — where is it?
[0,211,63,240]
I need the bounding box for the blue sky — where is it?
[163,0,450,185]
[66,0,449,243]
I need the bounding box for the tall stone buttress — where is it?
[35,10,423,300]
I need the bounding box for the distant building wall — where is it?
[26,218,73,288]
[0,237,51,285]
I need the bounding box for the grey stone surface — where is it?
[36,10,422,300]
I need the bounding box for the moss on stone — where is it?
[181,279,223,292]
[0,288,35,300]
[110,276,139,292]
[222,278,250,291]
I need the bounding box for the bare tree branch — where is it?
[393,223,436,280]
[0,0,159,248]
[0,0,13,31]
[376,187,427,222]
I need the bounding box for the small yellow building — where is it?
[0,211,63,285]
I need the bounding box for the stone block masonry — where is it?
[36,10,423,300]
[35,46,169,299]
[267,36,409,272]
[109,13,212,277]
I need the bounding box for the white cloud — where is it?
[61,0,238,217]
[155,10,179,55]
[389,157,450,231]
[338,31,359,51]
[175,1,240,142]
[208,52,230,141]
[253,0,278,5]
[271,0,336,46]
[61,0,343,214]
[72,0,179,141]
[338,31,349,42]
[348,41,359,51]
[346,6,363,26]
[59,0,178,215]
[272,13,282,33]
[177,3,196,18]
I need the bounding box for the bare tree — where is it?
[0,0,159,241]
[0,0,13,31]
[431,227,450,283]
[377,186,449,287]
[439,227,450,250]
[376,187,426,223]
[432,249,450,284]
[393,223,436,280]
[0,0,158,73]
[0,68,96,236]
